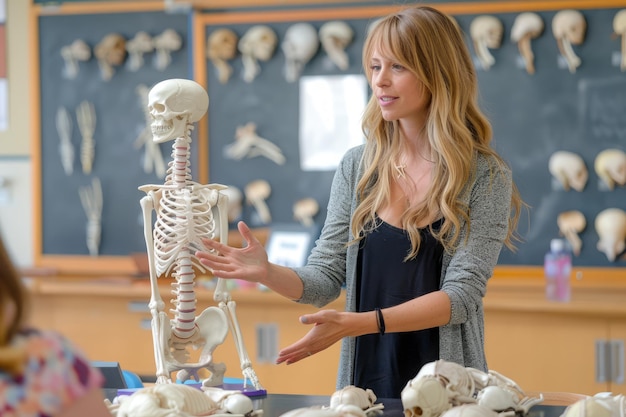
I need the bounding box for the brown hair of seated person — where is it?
[0,237,28,375]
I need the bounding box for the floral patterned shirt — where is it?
[0,329,104,417]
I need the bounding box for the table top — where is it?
[251,394,567,417]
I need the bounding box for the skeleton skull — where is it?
[469,15,503,70]
[94,33,127,81]
[548,150,588,192]
[282,22,320,82]
[207,28,239,84]
[595,208,626,262]
[319,20,354,70]
[552,9,586,73]
[148,79,209,143]
[511,12,544,74]
[594,148,626,190]
[402,375,454,417]
[238,25,278,83]
[613,10,626,71]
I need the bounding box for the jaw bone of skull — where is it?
[470,15,503,70]
[510,12,544,74]
[595,208,626,262]
[552,9,586,73]
[148,78,209,143]
[548,150,588,192]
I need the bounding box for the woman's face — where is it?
[369,48,430,127]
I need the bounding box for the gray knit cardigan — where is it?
[292,144,512,390]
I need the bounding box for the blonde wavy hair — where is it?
[352,6,523,258]
[0,237,28,374]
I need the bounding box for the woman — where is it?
[197,5,523,398]
[0,236,111,416]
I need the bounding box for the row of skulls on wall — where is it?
[61,29,183,81]
[207,20,354,84]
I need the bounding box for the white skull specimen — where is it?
[552,9,586,73]
[510,12,544,74]
[557,210,586,256]
[440,404,499,417]
[595,208,626,262]
[126,31,154,72]
[319,20,354,70]
[613,10,626,71]
[329,385,384,414]
[561,393,624,417]
[282,22,320,82]
[245,179,272,224]
[548,150,588,192]
[207,28,239,84]
[238,25,278,83]
[293,197,319,227]
[60,39,91,79]
[148,78,209,143]
[402,375,454,417]
[594,148,626,190]
[153,28,183,71]
[476,385,541,415]
[94,33,127,81]
[469,15,503,70]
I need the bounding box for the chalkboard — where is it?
[202,6,626,267]
[38,11,192,257]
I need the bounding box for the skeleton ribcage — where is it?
[153,187,217,277]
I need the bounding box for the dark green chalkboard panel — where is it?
[204,7,626,266]
[38,11,192,256]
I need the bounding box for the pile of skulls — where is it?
[401,360,544,417]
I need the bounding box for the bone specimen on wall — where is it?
[552,9,586,73]
[153,29,182,71]
[595,208,626,262]
[76,101,96,175]
[293,197,319,227]
[613,10,626,71]
[557,210,586,256]
[55,106,74,176]
[126,31,154,72]
[60,39,91,79]
[238,25,277,83]
[281,22,320,82]
[225,122,286,165]
[594,148,626,190]
[245,179,272,224]
[94,33,126,81]
[511,12,544,74]
[79,177,103,257]
[548,150,588,192]
[319,20,354,70]
[207,28,239,84]
[469,15,503,70]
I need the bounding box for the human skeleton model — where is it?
[595,208,626,262]
[139,78,261,389]
[238,25,278,83]
[548,150,588,192]
[225,122,286,165]
[594,148,626,190]
[282,22,320,82]
[613,10,626,71]
[60,39,91,79]
[220,185,243,223]
[401,360,543,417]
[55,106,74,176]
[552,9,586,74]
[106,384,262,417]
[510,12,544,75]
[79,177,103,257]
[94,33,127,81]
[244,179,272,225]
[469,15,503,70]
[557,210,586,256]
[207,28,239,84]
[126,31,154,72]
[319,21,354,71]
[76,100,96,175]
[135,84,167,178]
[153,29,182,71]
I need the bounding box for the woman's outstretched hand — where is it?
[275,309,348,365]
[196,221,269,283]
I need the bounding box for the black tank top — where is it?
[353,218,443,398]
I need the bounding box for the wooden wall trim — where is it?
[33,1,165,16]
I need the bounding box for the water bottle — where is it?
[544,238,572,302]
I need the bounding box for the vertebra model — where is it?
[139,78,261,389]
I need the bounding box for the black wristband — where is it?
[375,307,385,336]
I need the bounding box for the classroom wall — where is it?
[0,0,33,266]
